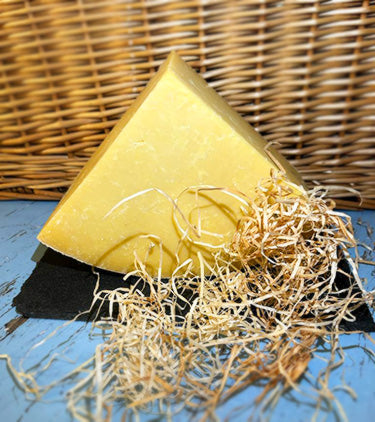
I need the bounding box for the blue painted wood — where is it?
[0,201,374,422]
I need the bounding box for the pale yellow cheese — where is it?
[38,52,303,276]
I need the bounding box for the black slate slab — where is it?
[13,248,375,332]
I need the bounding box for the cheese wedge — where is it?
[38,52,303,276]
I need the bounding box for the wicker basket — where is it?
[1,0,375,208]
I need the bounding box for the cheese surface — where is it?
[38,52,303,276]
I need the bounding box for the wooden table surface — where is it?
[1,201,375,422]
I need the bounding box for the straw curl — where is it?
[63,172,373,421]
[2,172,373,421]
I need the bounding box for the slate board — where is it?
[13,247,375,332]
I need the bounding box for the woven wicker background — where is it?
[1,0,375,208]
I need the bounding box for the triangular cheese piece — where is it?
[38,52,303,276]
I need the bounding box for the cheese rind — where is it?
[38,52,303,276]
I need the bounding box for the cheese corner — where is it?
[38,52,303,276]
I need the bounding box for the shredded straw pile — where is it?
[3,173,375,421]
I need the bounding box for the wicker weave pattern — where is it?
[1,0,375,208]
